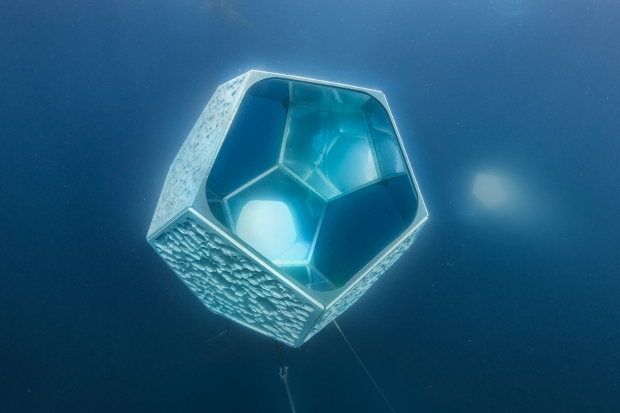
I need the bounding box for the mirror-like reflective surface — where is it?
[207,78,418,291]
[225,168,325,265]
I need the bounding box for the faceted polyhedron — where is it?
[147,70,428,347]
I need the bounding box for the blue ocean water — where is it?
[1,0,619,412]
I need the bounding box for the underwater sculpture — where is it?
[147,70,428,347]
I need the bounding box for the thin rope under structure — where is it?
[204,320,232,343]
[276,342,296,413]
[279,366,296,413]
[333,320,397,413]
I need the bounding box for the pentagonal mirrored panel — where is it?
[207,79,288,200]
[282,107,380,200]
[311,181,416,288]
[323,111,379,192]
[224,168,326,266]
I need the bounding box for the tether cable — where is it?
[204,320,232,343]
[276,341,296,413]
[333,320,397,413]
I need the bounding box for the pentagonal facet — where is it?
[147,71,428,347]
[224,167,326,265]
[281,92,380,200]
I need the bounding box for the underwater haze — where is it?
[1,0,619,412]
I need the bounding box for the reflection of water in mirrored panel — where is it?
[235,200,297,260]
[324,134,378,193]
[366,100,406,178]
[225,168,326,265]
[281,108,327,183]
[283,107,380,197]
[206,78,418,292]
[292,82,371,109]
[324,111,379,193]
[282,88,407,201]
[312,183,413,288]
[207,79,288,200]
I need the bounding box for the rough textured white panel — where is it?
[152,215,318,346]
[148,74,249,238]
[302,221,426,343]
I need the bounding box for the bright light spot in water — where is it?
[473,173,505,208]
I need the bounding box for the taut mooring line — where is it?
[333,320,397,413]
[279,366,296,413]
[204,320,232,343]
[276,341,297,413]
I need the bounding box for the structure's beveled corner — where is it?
[148,70,428,347]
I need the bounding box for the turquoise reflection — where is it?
[206,78,417,291]
[236,200,297,260]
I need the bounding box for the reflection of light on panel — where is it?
[334,112,366,135]
[305,170,338,200]
[308,201,327,260]
[282,106,380,200]
[236,200,297,260]
[274,242,310,265]
[279,164,332,202]
[365,107,405,179]
[325,136,378,192]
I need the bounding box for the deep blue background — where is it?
[1,0,619,412]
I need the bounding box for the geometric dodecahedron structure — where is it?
[147,70,428,347]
